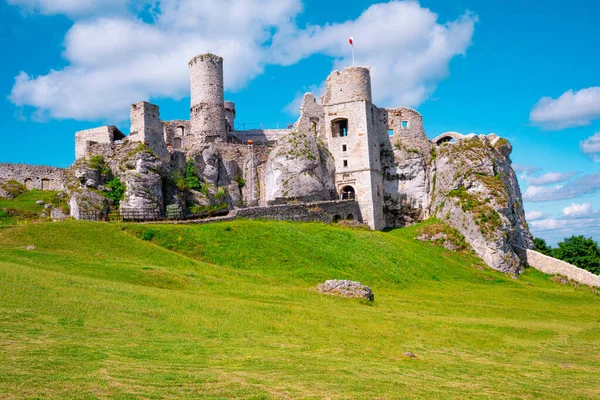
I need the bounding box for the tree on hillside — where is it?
[533,237,554,256]
[553,235,600,275]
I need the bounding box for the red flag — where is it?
[349,36,354,46]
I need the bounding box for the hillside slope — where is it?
[0,220,599,399]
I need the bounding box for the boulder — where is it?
[265,131,335,203]
[119,151,164,216]
[317,280,374,301]
[36,200,45,206]
[74,165,101,188]
[51,208,68,221]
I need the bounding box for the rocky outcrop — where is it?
[120,150,164,214]
[265,131,335,203]
[69,189,111,220]
[431,135,533,274]
[317,280,374,301]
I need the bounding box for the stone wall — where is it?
[514,247,600,287]
[75,126,125,160]
[0,163,65,191]
[129,101,170,162]
[236,200,361,224]
[233,129,292,145]
[320,66,372,105]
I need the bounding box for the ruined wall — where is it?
[378,107,432,226]
[224,101,236,132]
[514,247,600,288]
[189,54,226,146]
[233,129,292,145]
[0,163,65,191]
[75,126,125,160]
[236,200,361,224]
[163,120,191,151]
[129,101,170,162]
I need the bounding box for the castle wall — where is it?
[163,120,191,151]
[233,129,292,145]
[75,126,125,160]
[189,54,226,146]
[235,199,361,224]
[129,101,170,162]
[224,101,236,132]
[0,163,65,191]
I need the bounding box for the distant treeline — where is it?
[534,235,600,275]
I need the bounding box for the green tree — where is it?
[554,235,600,275]
[106,178,126,207]
[533,237,554,257]
[184,160,201,190]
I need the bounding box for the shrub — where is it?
[235,175,245,189]
[140,230,155,241]
[185,160,201,190]
[533,237,554,257]
[553,235,600,275]
[106,178,126,207]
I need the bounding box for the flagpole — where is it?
[352,45,355,66]
[349,36,355,66]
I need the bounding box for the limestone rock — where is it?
[74,165,101,188]
[265,131,335,203]
[36,200,45,206]
[0,187,11,199]
[317,280,374,301]
[51,208,68,221]
[119,151,164,215]
[70,189,111,220]
[431,136,533,274]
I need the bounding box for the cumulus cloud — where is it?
[529,217,600,245]
[275,1,477,114]
[521,171,577,185]
[529,87,600,130]
[525,210,546,221]
[581,132,600,161]
[523,172,600,202]
[562,202,596,218]
[9,0,477,122]
[512,164,540,175]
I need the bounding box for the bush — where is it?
[140,230,155,241]
[185,160,201,190]
[553,235,600,275]
[106,178,126,207]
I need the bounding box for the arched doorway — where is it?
[174,137,183,149]
[340,185,355,200]
[346,214,354,221]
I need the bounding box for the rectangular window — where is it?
[343,160,348,167]
[342,144,347,152]
[401,120,409,129]
[387,129,394,136]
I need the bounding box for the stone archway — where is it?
[340,185,355,200]
[432,131,465,146]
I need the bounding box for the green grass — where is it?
[0,189,62,226]
[0,219,599,399]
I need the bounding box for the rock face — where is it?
[265,131,335,203]
[317,280,374,301]
[431,135,533,274]
[120,150,164,214]
[69,189,111,220]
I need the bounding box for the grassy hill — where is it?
[0,219,599,399]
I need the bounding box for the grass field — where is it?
[0,189,62,226]
[0,219,599,399]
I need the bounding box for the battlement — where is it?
[188,53,223,67]
[321,66,372,105]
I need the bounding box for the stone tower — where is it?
[320,66,384,230]
[189,53,226,146]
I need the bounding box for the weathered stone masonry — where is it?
[0,163,65,191]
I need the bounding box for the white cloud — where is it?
[521,171,576,185]
[529,87,600,130]
[9,0,302,121]
[523,172,600,202]
[529,217,600,245]
[581,132,600,161]
[9,1,478,122]
[274,1,477,112]
[7,0,130,16]
[562,202,595,218]
[525,210,546,221]
[512,164,540,175]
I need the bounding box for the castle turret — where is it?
[320,66,372,106]
[189,53,226,146]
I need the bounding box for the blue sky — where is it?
[1,0,599,244]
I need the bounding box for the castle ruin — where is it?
[0,53,535,274]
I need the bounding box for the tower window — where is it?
[343,160,348,167]
[332,118,349,137]
[388,129,394,136]
[401,120,409,129]
[174,137,183,149]
[342,144,347,152]
[177,126,185,136]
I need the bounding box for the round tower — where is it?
[189,53,226,145]
[224,101,236,132]
[320,66,372,106]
